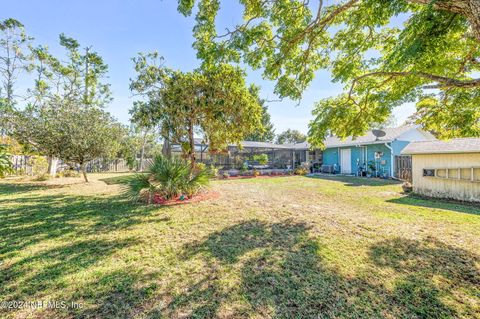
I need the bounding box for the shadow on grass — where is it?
[170,220,479,318]
[0,239,163,319]
[1,179,478,318]
[0,185,159,260]
[387,194,480,215]
[370,237,480,318]
[307,174,402,187]
[1,238,139,297]
[0,182,65,196]
[0,180,169,318]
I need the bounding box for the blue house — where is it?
[319,126,434,177]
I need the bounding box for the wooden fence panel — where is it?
[395,155,412,182]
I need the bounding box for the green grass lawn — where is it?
[1,173,479,318]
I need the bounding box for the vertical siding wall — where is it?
[412,153,480,202]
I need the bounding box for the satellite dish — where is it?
[372,129,386,141]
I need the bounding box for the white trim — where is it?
[326,140,394,148]
[384,142,394,177]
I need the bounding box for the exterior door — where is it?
[341,148,351,174]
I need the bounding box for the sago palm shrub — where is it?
[129,155,211,204]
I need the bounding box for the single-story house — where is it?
[401,138,480,202]
[170,126,434,177]
[316,126,435,177]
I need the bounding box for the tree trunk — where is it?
[162,136,172,159]
[80,163,89,182]
[408,0,480,41]
[47,156,58,177]
[138,131,148,171]
[469,0,480,41]
[188,121,196,169]
[139,143,145,171]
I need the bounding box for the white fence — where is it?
[11,155,33,175]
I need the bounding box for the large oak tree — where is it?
[178,0,480,145]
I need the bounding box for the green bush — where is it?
[195,162,206,172]
[368,160,377,173]
[240,162,248,172]
[208,164,219,177]
[294,167,308,175]
[129,155,211,203]
[253,153,268,165]
[0,145,13,178]
[30,156,48,176]
[126,157,137,171]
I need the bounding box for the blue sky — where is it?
[3,0,415,135]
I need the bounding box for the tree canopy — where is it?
[130,53,262,167]
[276,129,307,144]
[12,34,122,181]
[0,18,32,139]
[178,0,480,146]
[243,85,275,142]
[0,18,32,106]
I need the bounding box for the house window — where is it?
[423,169,435,177]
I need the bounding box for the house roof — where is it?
[322,125,423,148]
[236,141,291,149]
[401,138,480,155]
[286,126,431,150]
[191,138,290,149]
[281,141,309,150]
[185,126,432,151]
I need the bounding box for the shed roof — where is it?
[401,138,480,155]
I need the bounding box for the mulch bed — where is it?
[153,190,221,206]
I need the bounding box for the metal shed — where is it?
[402,138,480,202]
